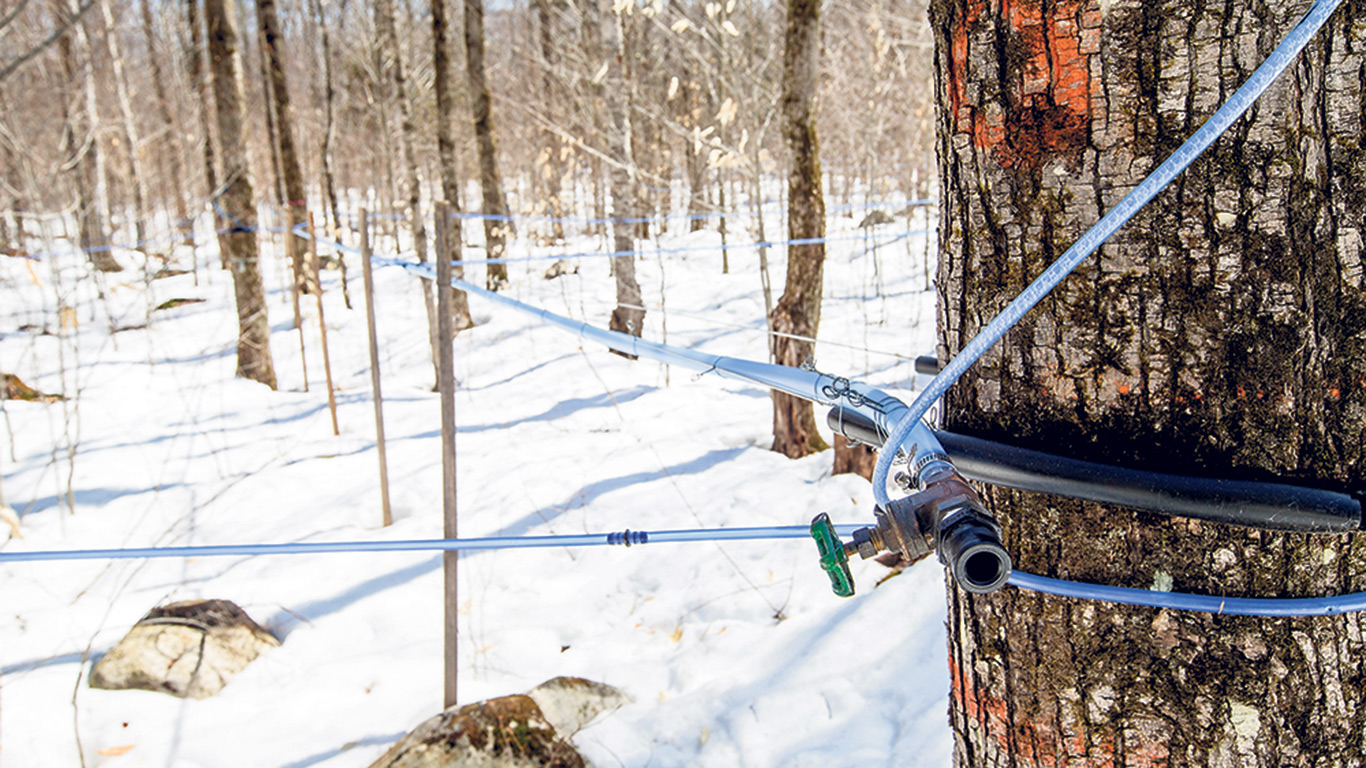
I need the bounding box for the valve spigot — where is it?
[810,466,1012,597]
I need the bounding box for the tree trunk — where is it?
[100,0,148,246]
[257,0,311,281]
[432,0,475,331]
[53,0,121,272]
[376,0,440,387]
[534,0,567,244]
[187,0,218,217]
[598,0,645,342]
[140,0,190,243]
[310,0,341,236]
[933,0,1366,765]
[770,0,827,459]
[464,0,511,290]
[254,16,286,209]
[205,0,276,388]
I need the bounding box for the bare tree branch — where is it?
[0,0,95,84]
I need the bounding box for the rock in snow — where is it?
[370,677,627,768]
[88,599,279,699]
[526,677,630,737]
[367,694,584,768]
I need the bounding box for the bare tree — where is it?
[257,0,311,279]
[204,0,276,388]
[186,0,218,211]
[597,0,644,342]
[431,0,474,330]
[52,0,120,271]
[140,0,190,246]
[770,0,826,458]
[463,0,510,290]
[99,0,148,245]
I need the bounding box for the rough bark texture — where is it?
[933,0,1366,765]
[464,0,511,290]
[205,0,276,388]
[431,0,475,331]
[257,0,310,278]
[771,0,828,459]
[600,0,645,342]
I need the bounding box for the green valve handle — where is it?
[811,512,855,597]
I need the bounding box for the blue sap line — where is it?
[0,525,865,564]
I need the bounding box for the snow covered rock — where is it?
[368,694,585,768]
[88,599,279,699]
[526,677,630,737]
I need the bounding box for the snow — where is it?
[0,208,951,766]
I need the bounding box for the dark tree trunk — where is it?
[771,0,827,459]
[464,0,511,290]
[432,0,475,331]
[933,0,1366,765]
[257,0,310,279]
[205,0,276,388]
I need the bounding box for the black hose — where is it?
[827,408,1363,533]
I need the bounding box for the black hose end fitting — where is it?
[937,513,1011,594]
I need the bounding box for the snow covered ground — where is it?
[0,203,951,767]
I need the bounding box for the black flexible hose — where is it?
[827,408,1363,533]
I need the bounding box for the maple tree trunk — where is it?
[257,0,311,283]
[464,0,511,290]
[934,0,1366,765]
[432,0,475,331]
[205,0,276,388]
[771,0,827,459]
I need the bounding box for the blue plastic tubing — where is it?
[870,0,1347,511]
[378,254,1366,616]
[0,525,864,565]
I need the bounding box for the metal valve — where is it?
[810,465,1012,597]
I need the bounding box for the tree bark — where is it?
[99,0,148,246]
[534,0,567,244]
[53,0,120,272]
[771,0,827,459]
[376,0,441,388]
[205,0,276,388]
[310,0,341,236]
[432,0,475,331]
[257,0,310,281]
[464,0,511,290]
[186,0,218,215]
[598,0,645,343]
[140,0,190,241]
[933,0,1366,765]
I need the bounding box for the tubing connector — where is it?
[811,467,1012,597]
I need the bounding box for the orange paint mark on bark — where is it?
[1117,384,1130,395]
[947,0,1092,170]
